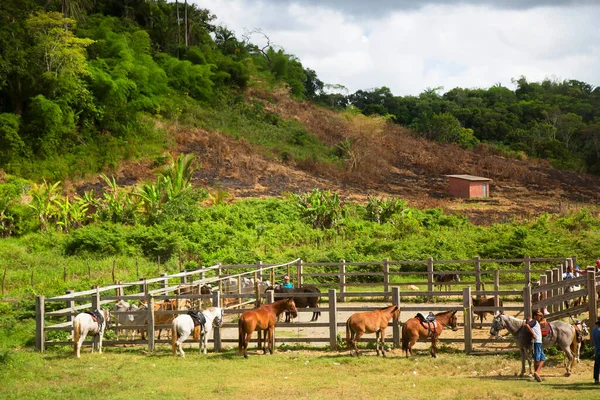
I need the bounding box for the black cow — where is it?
[266,285,321,322]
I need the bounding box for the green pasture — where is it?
[0,347,598,400]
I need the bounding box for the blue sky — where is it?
[192,0,600,96]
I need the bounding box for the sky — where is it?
[191,0,600,96]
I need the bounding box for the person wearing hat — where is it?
[282,275,293,289]
[593,316,600,384]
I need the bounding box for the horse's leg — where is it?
[431,336,437,358]
[203,330,209,355]
[563,344,574,377]
[98,331,104,354]
[243,330,252,359]
[353,331,364,357]
[380,328,387,357]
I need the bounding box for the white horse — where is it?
[73,309,111,358]
[114,300,146,340]
[172,307,224,357]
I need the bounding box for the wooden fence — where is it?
[35,256,599,354]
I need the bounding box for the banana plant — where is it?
[28,180,61,231]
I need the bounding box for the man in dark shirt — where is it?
[593,317,600,384]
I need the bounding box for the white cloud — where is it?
[193,0,600,96]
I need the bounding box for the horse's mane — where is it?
[435,310,456,316]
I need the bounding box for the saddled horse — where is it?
[401,310,459,358]
[435,273,460,291]
[238,298,298,359]
[73,309,111,358]
[490,312,576,377]
[267,285,321,322]
[346,305,400,357]
[171,307,224,357]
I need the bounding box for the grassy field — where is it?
[1,346,598,400]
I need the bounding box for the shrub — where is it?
[64,224,131,256]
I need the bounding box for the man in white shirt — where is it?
[525,310,546,382]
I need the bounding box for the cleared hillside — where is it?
[103,87,600,226]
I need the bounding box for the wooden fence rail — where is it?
[36,256,598,355]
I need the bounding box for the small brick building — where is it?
[446,175,491,199]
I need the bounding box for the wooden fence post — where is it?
[147,295,155,352]
[328,289,338,350]
[474,256,481,291]
[587,269,597,326]
[161,273,168,294]
[218,263,222,294]
[180,270,186,284]
[339,260,346,302]
[66,290,74,338]
[571,255,577,268]
[212,291,221,352]
[35,295,45,352]
[493,269,500,307]
[427,258,434,301]
[524,256,531,286]
[545,269,553,313]
[392,286,400,348]
[383,259,390,302]
[523,285,532,320]
[552,268,560,313]
[297,260,304,288]
[92,286,100,310]
[462,287,472,353]
[256,261,263,282]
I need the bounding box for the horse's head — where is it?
[285,298,298,319]
[392,306,401,321]
[448,310,458,331]
[489,311,505,337]
[200,285,213,295]
[454,274,460,282]
[212,308,224,328]
[577,320,590,337]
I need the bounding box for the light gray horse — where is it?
[73,309,111,358]
[171,307,224,357]
[113,300,147,340]
[490,312,576,377]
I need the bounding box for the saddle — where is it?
[540,321,552,338]
[187,310,206,328]
[415,313,437,338]
[85,309,105,335]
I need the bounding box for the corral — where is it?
[35,256,600,355]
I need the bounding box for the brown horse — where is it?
[346,305,400,357]
[401,310,459,358]
[238,298,298,359]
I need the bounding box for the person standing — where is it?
[282,275,293,289]
[593,317,600,384]
[525,310,546,382]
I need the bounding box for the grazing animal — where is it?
[407,285,420,291]
[238,298,298,359]
[113,300,146,340]
[570,319,589,363]
[267,285,321,322]
[171,307,224,357]
[434,273,460,291]
[490,312,576,377]
[73,309,111,358]
[401,310,459,358]
[472,295,503,329]
[346,305,400,357]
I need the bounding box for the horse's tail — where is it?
[171,320,178,356]
[73,317,81,357]
[238,316,243,353]
[401,322,408,354]
[345,318,352,349]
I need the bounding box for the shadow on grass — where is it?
[548,383,599,391]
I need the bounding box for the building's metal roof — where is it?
[446,174,491,182]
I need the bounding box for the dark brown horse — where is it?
[267,285,322,322]
[401,310,459,358]
[346,305,400,357]
[238,298,298,359]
